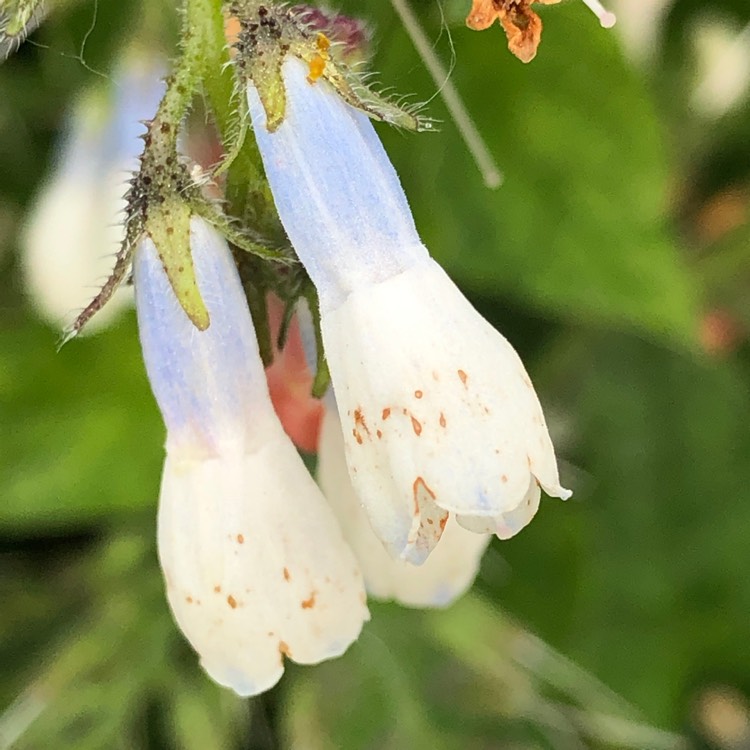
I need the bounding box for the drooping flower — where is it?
[318,403,491,608]
[134,215,368,696]
[247,58,571,566]
[22,53,164,331]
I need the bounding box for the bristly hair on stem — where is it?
[60,0,285,345]
[0,0,46,60]
[228,0,435,133]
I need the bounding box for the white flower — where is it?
[610,0,673,62]
[318,404,491,608]
[690,18,750,118]
[134,216,368,696]
[22,55,164,332]
[247,59,570,566]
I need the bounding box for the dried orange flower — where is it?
[466,0,560,63]
[467,0,616,63]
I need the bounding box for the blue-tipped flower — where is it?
[134,216,368,696]
[22,54,165,331]
[248,59,570,571]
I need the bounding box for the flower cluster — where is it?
[30,2,571,697]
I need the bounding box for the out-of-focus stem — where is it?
[389,0,503,189]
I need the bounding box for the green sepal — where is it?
[146,197,210,331]
[249,48,287,132]
[304,284,331,399]
[1,0,45,50]
[192,199,292,264]
[230,2,431,135]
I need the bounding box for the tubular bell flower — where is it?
[247,58,571,566]
[134,215,368,696]
[22,55,165,331]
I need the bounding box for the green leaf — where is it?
[538,334,750,724]
[0,314,163,532]
[283,606,459,750]
[6,536,175,750]
[164,669,247,750]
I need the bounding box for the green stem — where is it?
[152,0,217,137]
[191,0,272,228]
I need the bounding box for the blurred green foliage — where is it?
[2,0,750,747]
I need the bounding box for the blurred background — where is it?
[2,0,750,747]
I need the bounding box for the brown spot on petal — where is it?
[439,515,448,531]
[382,407,391,420]
[458,369,468,386]
[227,595,237,609]
[186,596,194,604]
[411,415,423,436]
[501,474,508,483]
[279,641,291,657]
[439,412,447,428]
[237,534,245,544]
[214,585,221,593]
[415,390,423,399]
[354,407,370,435]
[352,428,363,445]
[413,476,437,514]
[376,429,383,439]
[301,592,317,609]
[283,567,291,581]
